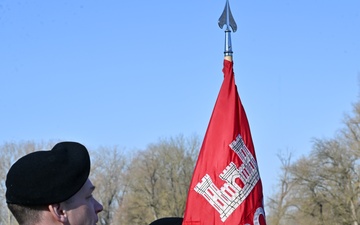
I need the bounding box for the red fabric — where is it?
[182,60,266,225]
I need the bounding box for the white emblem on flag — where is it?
[194,134,260,221]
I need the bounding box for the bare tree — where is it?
[266,95,360,225]
[342,101,360,158]
[266,151,298,225]
[90,146,129,225]
[121,134,200,225]
[286,137,360,225]
[0,140,57,225]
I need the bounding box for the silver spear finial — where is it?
[218,0,237,56]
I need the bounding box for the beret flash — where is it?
[149,217,183,225]
[5,141,90,206]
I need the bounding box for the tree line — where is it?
[266,100,360,225]
[1,99,360,225]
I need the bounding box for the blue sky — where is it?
[1,0,359,199]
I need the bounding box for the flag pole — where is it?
[218,0,237,61]
[182,2,267,224]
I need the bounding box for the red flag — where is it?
[182,59,266,225]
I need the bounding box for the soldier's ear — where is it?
[48,204,68,223]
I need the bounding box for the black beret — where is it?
[149,217,183,225]
[5,141,90,206]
